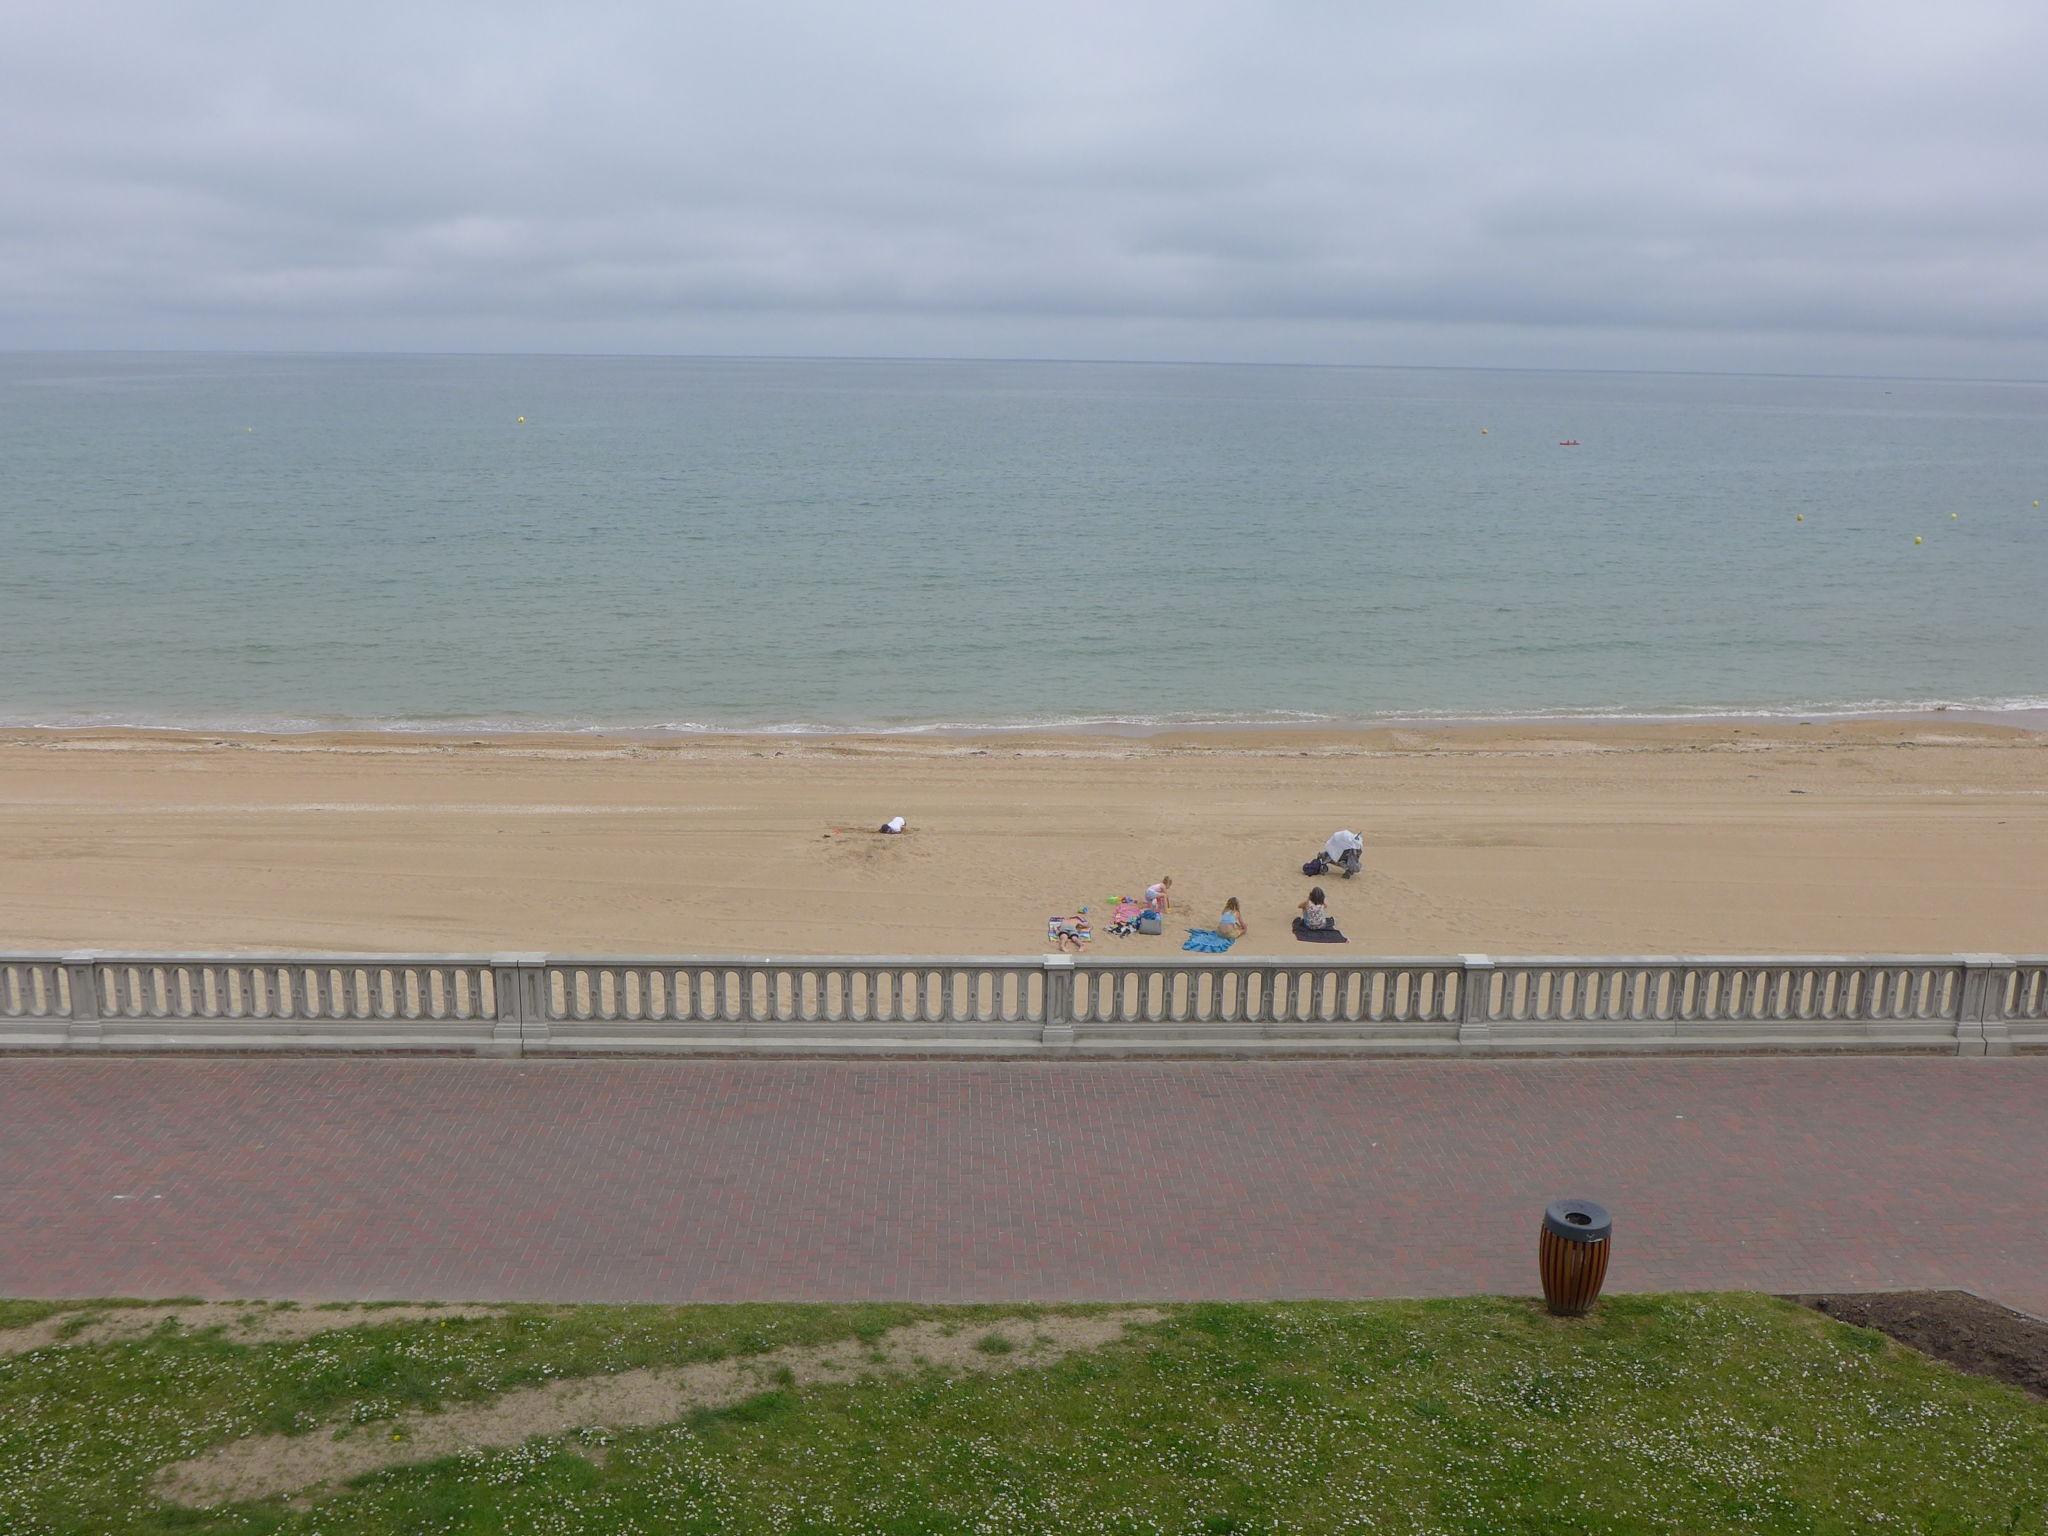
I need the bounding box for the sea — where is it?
[2,351,2044,735]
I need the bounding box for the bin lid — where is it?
[1543,1199,1612,1243]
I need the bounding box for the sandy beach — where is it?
[0,720,2042,958]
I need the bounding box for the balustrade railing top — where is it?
[2,950,2041,1057]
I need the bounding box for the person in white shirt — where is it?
[878,815,906,834]
[1323,829,1364,878]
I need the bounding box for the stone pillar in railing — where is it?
[1955,955,2013,1057]
[489,953,546,1057]
[1458,955,1492,1050]
[63,951,102,1047]
[1041,954,1075,1045]
[1263,964,1287,1025]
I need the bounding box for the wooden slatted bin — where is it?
[1539,1199,1612,1316]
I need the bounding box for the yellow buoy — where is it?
[1913,535,1923,545]
[1479,427,1489,435]
[1951,512,1958,519]
[1795,514,1804,522]
[516,416,526,424]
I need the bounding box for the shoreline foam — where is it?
[4,695,2046,745]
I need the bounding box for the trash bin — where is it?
[1538,1199,1612,1316]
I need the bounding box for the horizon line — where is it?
[4,345,2044,389]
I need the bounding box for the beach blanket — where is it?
[1182,928,1235,953]
[1292,917,1348,943]
[1103,898,1145,935]
[1049,915,1092,948]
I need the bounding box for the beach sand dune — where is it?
[0,721,2042,958]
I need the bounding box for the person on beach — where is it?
[1323,828,1364,879]
[1217,897,1248,940]
[1145,876,1172,913]
[1296,886,1333,930]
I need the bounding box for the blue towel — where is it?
[1182,928,1235,953]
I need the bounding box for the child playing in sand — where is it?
[1145,876,1172,914]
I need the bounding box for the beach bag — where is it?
[1138,912,1163,936]
[1302,855,1329,876]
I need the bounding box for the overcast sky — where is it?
[4,1,2045,374]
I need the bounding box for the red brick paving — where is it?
[2,1057,2044,1312]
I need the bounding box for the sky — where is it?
[3,0,2045,375]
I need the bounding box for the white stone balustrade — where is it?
[2,950,2039,1056]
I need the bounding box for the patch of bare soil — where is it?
[0,1302,510,1358]
[155,1308,1162,1508]
[1796,1290,2048,1401]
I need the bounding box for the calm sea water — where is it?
[2,352,2044,732]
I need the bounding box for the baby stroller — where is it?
[1303,829,1364,879]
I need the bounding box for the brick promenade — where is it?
[3,1057,2043,1312]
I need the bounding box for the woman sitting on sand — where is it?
[1296,887,1332,931]
[1216,897,1248,941]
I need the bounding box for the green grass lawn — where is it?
[1,1293,2043,1534]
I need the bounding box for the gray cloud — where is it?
[3,0,2045,372]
